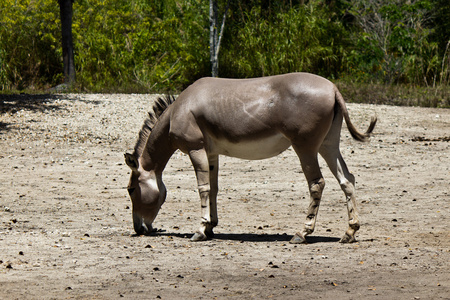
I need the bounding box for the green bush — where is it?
[221,3,349,79]
[72,0,209,92]
[0,0,448,101]
[0,48,10,90]
[0,0,209,92]
[345,0,447,86]
[0,0,61,90]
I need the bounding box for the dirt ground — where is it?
[0,93,449,300]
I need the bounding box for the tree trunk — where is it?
[209,0,218,77]
[209,0,230,78]
[58,0,75,85]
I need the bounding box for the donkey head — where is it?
[124,152,166,235]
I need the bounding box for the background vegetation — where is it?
[0,0,449,106]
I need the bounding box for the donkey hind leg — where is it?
[320,146,360,243]
[189,149,219,241]
[290,149,326,244]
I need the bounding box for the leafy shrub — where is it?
[0,0,209,92]
[221,3,349,79]
[0,0,448,99]
[0,48,10,90]
[346,0,446,86]
[72,0,209,92]
[0,0,61,90]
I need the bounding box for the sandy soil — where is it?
[0,93,449,300]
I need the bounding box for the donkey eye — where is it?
[127,188,135,196]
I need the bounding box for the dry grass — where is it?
[336,82,450,108]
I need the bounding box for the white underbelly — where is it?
[210,133,291,160]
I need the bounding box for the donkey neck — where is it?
[140,112,175,174]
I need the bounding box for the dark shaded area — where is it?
[411,136,450,142]
[134,230,341,244]
[0,94,63,114]
[214,233,341,244]
[0,94,65,133]
[0,121,11,132]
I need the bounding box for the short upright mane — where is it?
[134,95,176,157]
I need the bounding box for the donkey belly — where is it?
[211,133,291,160]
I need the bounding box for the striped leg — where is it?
[189,149,219,241]
[320,146,360,243]
[290,148,326,244]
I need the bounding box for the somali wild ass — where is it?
[125,73,376,243]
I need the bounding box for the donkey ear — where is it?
[124,152,139,171]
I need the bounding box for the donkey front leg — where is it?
[189,149,219,241]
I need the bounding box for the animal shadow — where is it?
[133,230,341,244]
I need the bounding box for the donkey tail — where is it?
[334,86,377,142]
